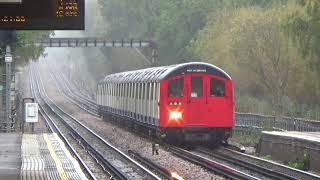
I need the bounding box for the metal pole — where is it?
[5,45,12,132]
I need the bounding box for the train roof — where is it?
[99,62,232,84]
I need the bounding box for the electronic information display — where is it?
[0,0,84,30]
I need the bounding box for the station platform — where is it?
[257,131,320,173]
[0,133,87,180]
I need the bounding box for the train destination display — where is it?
[0,0,84,29]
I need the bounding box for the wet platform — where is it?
[0,133,87,180]
[257,131,320,173]
[0,133,21,180]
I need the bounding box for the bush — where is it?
[231,131,262,147]
[288,150,310,171]
[261,154,272,160]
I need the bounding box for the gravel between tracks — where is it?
[38,62,225,180]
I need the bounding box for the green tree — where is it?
[284,0,320,70]
[189,6,310,115]
[232,8,296,114]
[98,0,220,65]
[0,31,52,66]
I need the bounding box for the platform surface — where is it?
[0,133,21,180]
[263,131,320,143]
[21,133,87,180]
[0,133,87,180]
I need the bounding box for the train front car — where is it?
[96,62,234,145]
[159,63,234,144]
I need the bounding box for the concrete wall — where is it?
[257,131,320,173]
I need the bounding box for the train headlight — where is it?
[169,111,182,120]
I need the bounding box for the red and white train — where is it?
[97,62,234,144]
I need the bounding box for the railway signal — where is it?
[22,38,159,65]
[2,38,158,132]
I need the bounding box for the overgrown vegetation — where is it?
[0,30,52,66]
[288,150,310,170]
[64,0,320,120]
[260,154,272,161]
[189,0,320,119]
[231,131,262,146]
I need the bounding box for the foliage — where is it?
[284,0,320,68]
[260,154,272,160]
[0,31,52,66]
[189,3,320,118]
[190,6,294,113]
[98,0,221,65]
[235,93,273,114]
[64,0,320,120]
[288,150,310,170]
[231,131,261,146]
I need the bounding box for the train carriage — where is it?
[97,62,234,144]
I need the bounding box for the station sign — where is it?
[0,0,84,30]
[25,103,38,123]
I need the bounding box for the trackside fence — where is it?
[235,112,320,132]
[63,72,320,132]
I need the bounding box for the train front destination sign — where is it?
[0,0,84,30]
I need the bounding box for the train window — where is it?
[150,83,154,100]
[210,79,225,97]
[142,83,145,99]
[146,83,150,100]
[191,77,203,97]
[134,83,137,99]
[117,84,119,97]
[139,83,143,99]
[168,78,184,97]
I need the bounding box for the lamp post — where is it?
[5,45,12,132]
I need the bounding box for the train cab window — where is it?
[191,77,203,97]
[210,79,225,97]
[168,78,184,97]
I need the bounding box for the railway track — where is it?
[30,64,162,180]
[44,63,320,180]
[49,68,99,116]
[61,73,97,108]
[196,147,320,180]
[44,65,260,179]
[168,146,258,180]
[29,66,98,180]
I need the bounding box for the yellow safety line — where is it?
[43,134,68,180]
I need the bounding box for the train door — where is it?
[186,74,207,126]
[206,75,231,126]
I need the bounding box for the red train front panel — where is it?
[159,73,234,129]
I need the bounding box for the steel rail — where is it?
[60,73,97,107]
[211,147,320,180]
[32,64,162,180]
[49,70,99,116]
[60,72,96,103]
[128,150,175,180]
[197,147,294,180]
[46,64,260,180]
[31,65,130,180]
[44,63,320,180]
[29,66,97,180]
[168,146,259,180]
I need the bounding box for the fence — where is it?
[64,73,320,132]
[235,112,320,132]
